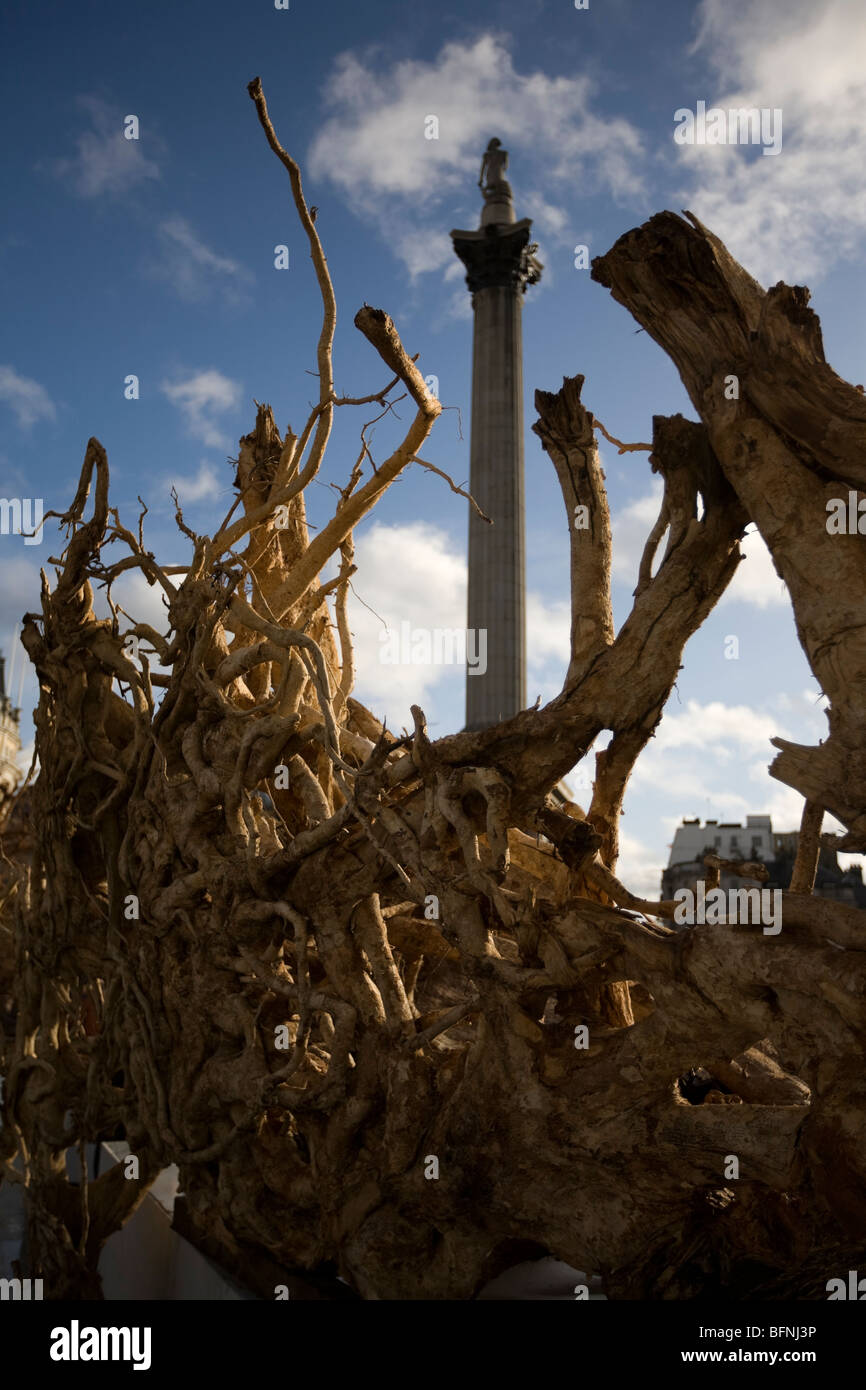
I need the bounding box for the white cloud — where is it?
[0,559,43,673]
[347,520,466,729]
[0,561,50,759]
[0,365,56,429]
[150,217,253,304]
[627,698,787,826]
[308,35,646,279]
[525,191,571,240]
[436,285,473,327]
[526,592,571,705]
[610,482,663,585]
[720,527,788,608]
[107,569,173,642]
[527,592,571,668]
[161,370,243,450]
[17,739,36,773]
[676,0,866,283]
[617,828,668,902]
[623,693,837,845]
[49,95,161,197]
[391,228,454,279]
[744,760,813,826]
[346,520,571,728]
[611,492,789,610]
[649,699,782,755]
[87,569,178,675]
[164,461,224,505]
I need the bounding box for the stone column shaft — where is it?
[451,213,541,731]
[466,284,525,730]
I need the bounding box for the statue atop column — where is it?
[453,138,541,287]
[478,138,513,205]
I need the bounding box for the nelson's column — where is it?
[451,138,541,731]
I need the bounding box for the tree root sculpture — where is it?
[0,85,864,1301]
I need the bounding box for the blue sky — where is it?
[2,0,864,894]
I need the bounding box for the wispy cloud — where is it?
[648,699,783,755]
[308,34,647,280]
[627,691,834,829]
[164,460,224,504]
[0,365,56,429]
[674,0,866,283]
[148,217,254,304]
[160,370,243,449]
[48,95,161,197]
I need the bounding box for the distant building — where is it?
[0,652,22,801]
[661,814,866,909]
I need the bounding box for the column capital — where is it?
[450,219,543,296]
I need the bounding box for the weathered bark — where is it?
[1,113,864,1302]
[592,211,866,848]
